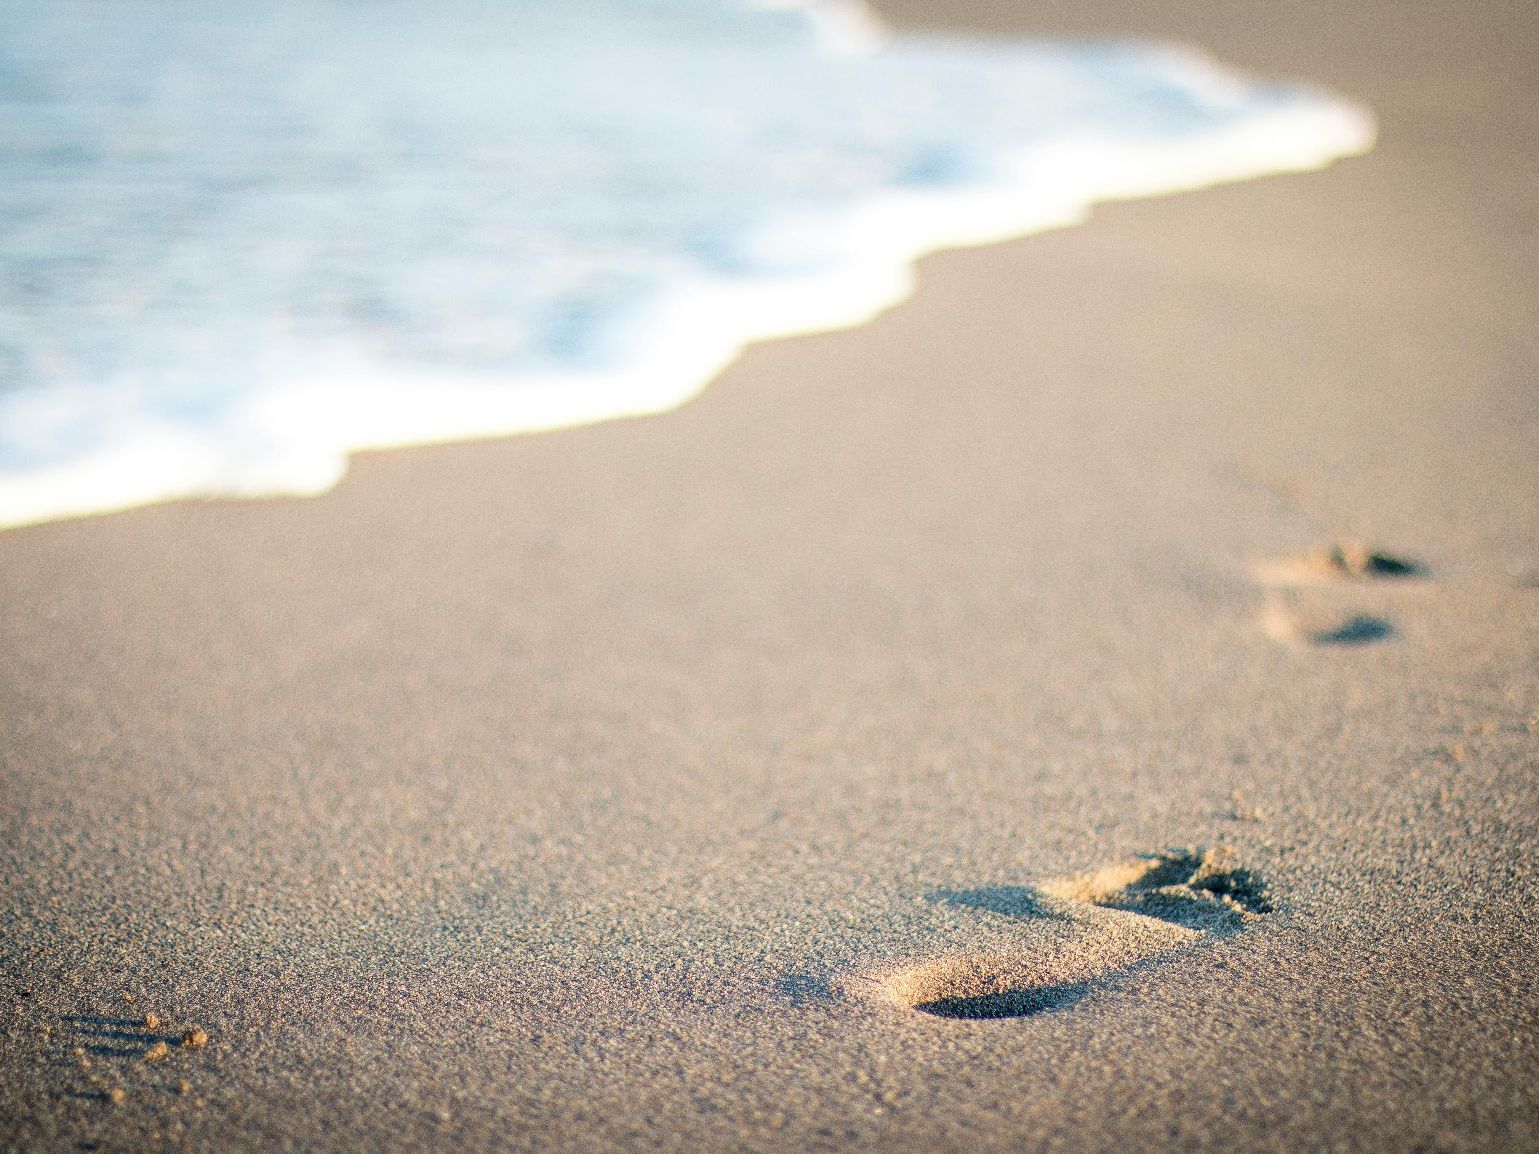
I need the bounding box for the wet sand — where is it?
[3,1,1537,1150]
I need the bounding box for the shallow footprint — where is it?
[1252,541,1426,648]
[1037,847,1269,934]
[1254,540,1428,586]
[914,980,1092,1021]
[862,848,1267,1021]
[1261,589,1397,647]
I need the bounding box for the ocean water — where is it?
[0,0,1374,528]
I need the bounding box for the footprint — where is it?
[1037,846,1269,933]
[1260,590,1396,647]
[856,848,1266,1021]
[1254,540,1428,586]
[1253,540,1427,647]
[918,983,1094,1020]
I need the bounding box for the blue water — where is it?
[0,0,1372,526]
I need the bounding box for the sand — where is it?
[3,0,1537,1150]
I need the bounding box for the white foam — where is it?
[0,2,1374,529]
[751,0,891,55]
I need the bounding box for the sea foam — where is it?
[0,0,1373,528]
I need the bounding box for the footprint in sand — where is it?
[1259,592,1397,646]
[861,848,1268,1021]
[1254,539,1428,647]
[1254,541,1428,586]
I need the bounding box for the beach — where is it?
[2,0,1537,1150]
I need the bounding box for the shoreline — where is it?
[0,14,1371,532]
